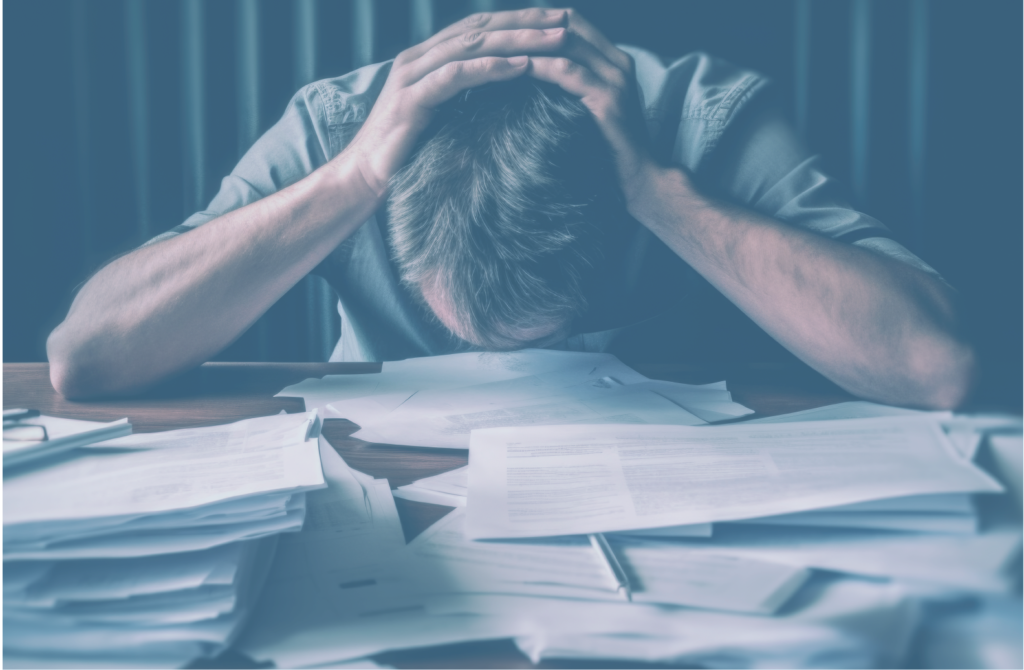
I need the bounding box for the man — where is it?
[47,8,974,409]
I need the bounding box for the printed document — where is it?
[347,376,705,449]
[404,509,807,614]
[4,411,324,527]
[466,417,1004,538]
[278,350,648,413]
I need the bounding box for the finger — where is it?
[560,30,627,89]
[400,7,564,62]
[552,8,633,73]
[527,56,644,164]
[526,56,607,101]
[399,27,567,87]
[407,56,530,110]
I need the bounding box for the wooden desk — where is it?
[3,362,854,669]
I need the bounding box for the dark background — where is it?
[4,0,1021,407]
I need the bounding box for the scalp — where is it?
[386,78,623,348]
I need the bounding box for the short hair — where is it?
[386,78,623,349]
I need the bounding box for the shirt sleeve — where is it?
[141,83,333,247]
[699,97,942,278]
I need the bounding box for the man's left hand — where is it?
[525,8,663,213]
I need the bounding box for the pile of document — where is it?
[252,351,1021,669]
[9,350,1017,668]
[3,411,326,668]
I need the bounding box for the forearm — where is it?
[630,167,976,409]
[47,158,380,398]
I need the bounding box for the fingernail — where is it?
[507,55,528,66]
[543,27,564,35]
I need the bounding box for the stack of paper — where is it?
[456,406,1020,666]
[247,359,1020,668]
[396,508,808,613]
[231,425,946,669]
[2,411,325,668]
[236,436,417,667]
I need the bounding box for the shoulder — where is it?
[304,60,394,158]
[619,47,771,171]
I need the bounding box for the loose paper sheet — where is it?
[466,417,1004,539]
[279,350,649,413]
[403,509,808,614]
[350,379,705,449]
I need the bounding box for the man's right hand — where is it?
[339,8,570,203]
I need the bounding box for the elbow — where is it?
[907,336,978,411]
[48,359,95,401]
[47,327,85,399]
[46,324,108,400]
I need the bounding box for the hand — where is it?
[525,8,664,214]
[338,8,572,204]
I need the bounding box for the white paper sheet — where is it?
[6,543,245,607]
[304,658,395,669]
[397,466,469,497]
[391,488,467,507]
[280,350,649,413]
[402,509,808,614]
[4,645,207,669]
[430,575,918,669]
[652,518,1022,592]
[632,380,754,422]
[746,401,945,424]
[393,466,712,535]
[821,493,973,514]
[611,523,713,538]
[736,510,979,534]
[6,584,238,626]
[3,535,277,661]
[746,402,1023,462]
[4,412,324,527]
[351,379,705,449]
[4,501,305,560]
[382,351,653,388]
[236,437,415,666]
[466,418,1004,539]
[5,491,299,548]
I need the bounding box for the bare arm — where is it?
[629,167,975,408]
[47,161,378,398]
[528,8,975,409]
[48,8,571,398]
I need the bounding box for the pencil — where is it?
[588,532,632,601]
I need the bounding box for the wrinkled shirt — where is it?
[146,48,938,362]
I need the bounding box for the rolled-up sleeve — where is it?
[702,100,941,278]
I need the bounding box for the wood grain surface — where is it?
[4,361,854,669]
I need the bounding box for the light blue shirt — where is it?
[147,48,938,363]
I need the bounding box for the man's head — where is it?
[387,78,623,349]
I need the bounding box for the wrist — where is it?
[316,153,388,221]
[624,164,704,232]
